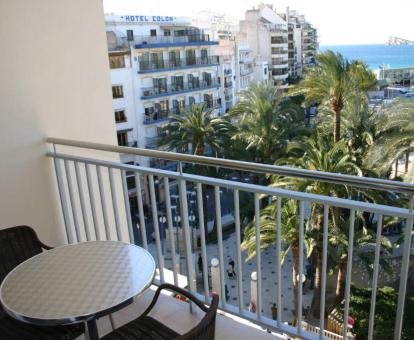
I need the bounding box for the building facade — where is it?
[106,15,222,170]
[238,4,289,86]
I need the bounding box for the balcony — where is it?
[240,67,253,76]
[132,34,218,49]
[143,99,222,125]
[141,80,220,99]
[138,56,219,73]
[44,138,414,340]
[145,135,165,149]
[118,140,137,147]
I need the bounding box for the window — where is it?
[114,110,127,123]
[164,30,171,36]
[112,85,123,98]
[153,78,167,93]
[171,76,184,90]
[186,49,196,65]
[126,30,134,41]
[169,50,180,66]
[270,36,287,44]
[150,52,164,69]
[109,55,125,69]
[202,72,212,86]
[117,132,128,146]
[264,68,268,75]
[201,49,208,62]
[150,29,157,37]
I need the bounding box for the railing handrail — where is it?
[47,138,414,194]
[46,151,413,218]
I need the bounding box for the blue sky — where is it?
[103,0,414,45]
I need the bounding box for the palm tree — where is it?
[241,199,314,317]
[329,214,393,302]
[271,133,362,317]
[291,51,377,143]
[230,82,306,166]
[159,104,232,241]
[366,98,414,177]
[159,104,231,156]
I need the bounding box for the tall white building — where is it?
[193,11,269,109]
[238,4,289,86]
[280,8,319,77]
[106,14,222,171]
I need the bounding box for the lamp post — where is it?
[159,215,167,254]
[189,212,196,249]
[173,214,181,254]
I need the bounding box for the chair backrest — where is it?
[177,293,219,340]
[0,225,47,284]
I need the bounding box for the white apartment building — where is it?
[106,15,222,171]
[280,8,318,77]
[238,4,289,86]
[193,11,269,109]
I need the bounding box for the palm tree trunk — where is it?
[395,159,399,177]
[335,256,348,302]
[405,151,410,173]
[311,213,323,318]
[332,105,341,143]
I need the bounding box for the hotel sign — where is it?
[120,15,178,23]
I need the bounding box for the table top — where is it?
[0,241,155,325]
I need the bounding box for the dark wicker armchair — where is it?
[0,225,85,340]
[101,283,219,340]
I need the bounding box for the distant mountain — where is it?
[387,36,414,45]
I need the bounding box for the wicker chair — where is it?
[101,283,219,340]
[0,225,85,340]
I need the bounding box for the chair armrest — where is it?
[141,283,209,317]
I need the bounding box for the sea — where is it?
[319,44,414,71]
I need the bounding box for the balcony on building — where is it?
[138,56,220,73]
[132,31,218,49]
[266,23,288,34]
[141,78,220,99]
[224,80,233,88]
[143,98,222,125]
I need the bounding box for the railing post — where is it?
[250,271,258,313]
[211,258,221,300]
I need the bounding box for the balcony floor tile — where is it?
[76,286,286,339]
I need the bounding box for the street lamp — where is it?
[189,212,196,249]
[159,215,167,254]
[173,215,181,253]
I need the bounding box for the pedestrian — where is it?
[229,258,235,271]
[271,303,277,320]
[227,262,235,279]
[248,301,256,313]
[198,253,203,273]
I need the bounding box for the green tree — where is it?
[366,98,414,177]
[335,286,414,340]
[159,104,232,240]
[159,104,231,156]
[241,199,314,317]
[272,133,362,317]
[291,51,377,142]
[230,82,306,166]
[329,215,392,302]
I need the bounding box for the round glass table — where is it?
[0,241,155,340]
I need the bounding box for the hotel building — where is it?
[106,15,222,170]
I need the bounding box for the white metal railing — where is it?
[47,138,414,340]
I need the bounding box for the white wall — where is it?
[0,0,122,245]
